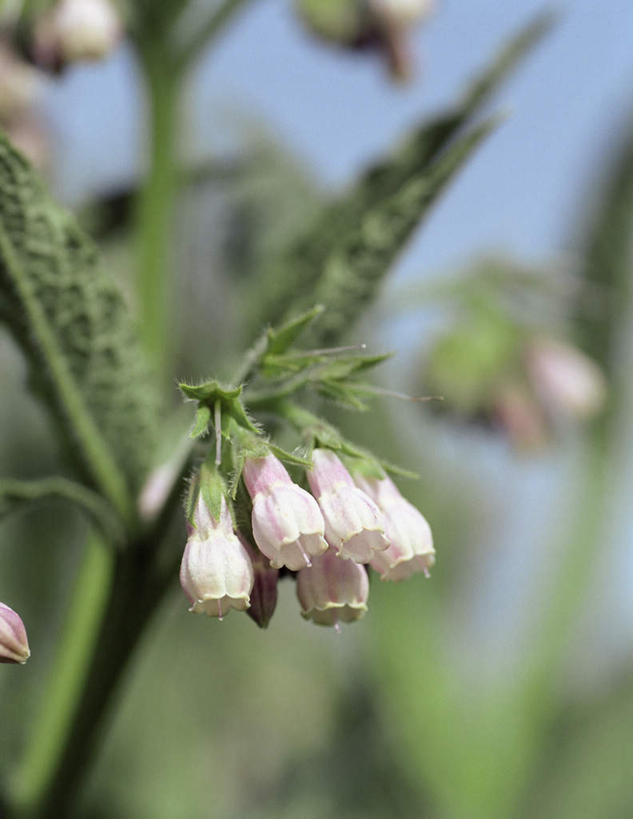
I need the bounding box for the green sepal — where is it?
[317,380,370,411]
[189,405,212,439]
[265,305,324,355]
[198,461,227,524]
[378,459,419,480]
[339,454,386,481]
[179,378,260,433]
[225,417,270,499]
[179,379,242,402]
[269,443,312,468]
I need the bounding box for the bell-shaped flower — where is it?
[355,475,435,581]
[296,548,369,627]
[307,449,388,563]
[0,602,30,664]
[526,338,606,421]
[243,454,327,571]
[36,0,121,65]
[370,0,435,27]
[180,494,254,619]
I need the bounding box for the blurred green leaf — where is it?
[251,13,552,334]
[575,111,633,378]
[305,117,499,345]
[0,133,158,520]
[0,477,124,545]
[527,673,633,818]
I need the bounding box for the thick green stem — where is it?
[135,47,180,383]
[11,537,180,819]
[11,535,114,817]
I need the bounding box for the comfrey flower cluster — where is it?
[180,447,434,629]
[177,308,435,629]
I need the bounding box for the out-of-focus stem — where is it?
[135,44,179,384]
[11,535,114,817]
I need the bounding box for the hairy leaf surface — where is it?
[0,134,158,518]
[252,14,551,333]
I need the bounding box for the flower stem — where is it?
[11,535,114,817]
[134,44,180,384]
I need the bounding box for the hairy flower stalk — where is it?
[180,494,254,618]
[296,548,369,627]
[307,449,388,563]
[0,602,30,664]
[243,453,328,570]
[354,474,435,580]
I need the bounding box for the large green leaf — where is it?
[575,111,633,375]
[251,14,551,333]
[0,133,158,520]
[303,117,498,345]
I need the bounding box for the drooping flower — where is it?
[355,474,435,581]
[296,548,369,627]
[526,337,606,421]
[0,602,30,665]
[239,534,279,629]
[35,0,121,65]
[179,494,254,618]
[307,449,388,563]
[369,0,435,27]
[243,453,328,571]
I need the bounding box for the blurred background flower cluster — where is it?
[1,0,632,817]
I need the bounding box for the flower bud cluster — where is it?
[180,449,433,630]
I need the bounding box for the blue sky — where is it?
[48,0,633,278]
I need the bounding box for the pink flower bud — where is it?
[36,0,121,65]
[240,535,279,629]
[355,475,435,581]
[307,449,388,563]
[243,454,328,571]
[370,0,435,27]
[526,338,606,421]
[179,495,254,619]
[0,602,30,664]
[296,548,369,627]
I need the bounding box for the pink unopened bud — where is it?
[494,383,548,450]
[307,449,388,563]
[370,0,435,27]
[36,0,121,65]
[0,602,30,664]
[526,338,606,421]
[240,535,279,629]
[180,495,254,618]
[243,454,328,570]
[296,548,369,627]
[355,475,435,581]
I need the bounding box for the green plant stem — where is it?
[11,534,114,817]
[10,531,183,819]
[135,46,180,383]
